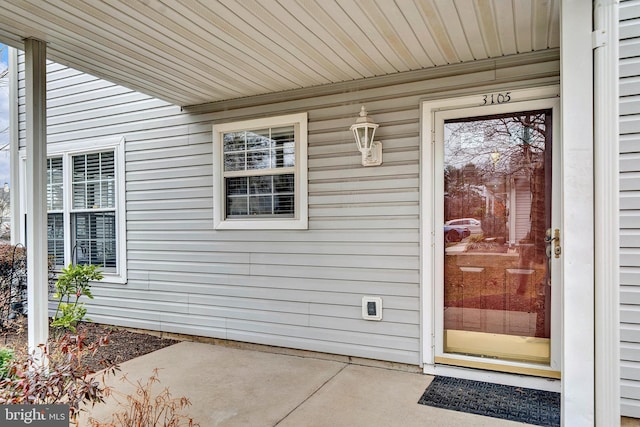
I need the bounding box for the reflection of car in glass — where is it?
[444,225,470,243]
[445,218,482,235]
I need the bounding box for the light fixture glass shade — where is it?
[350,106,382,166]
[350,106,379,152]
[352,122,377,151]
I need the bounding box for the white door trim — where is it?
[559,0,595,424]
[421,86,561,380]
[431,96,561,375]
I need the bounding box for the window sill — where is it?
[50,270,126,285]
[100,273,127,285]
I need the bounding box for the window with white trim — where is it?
[213,113,308,230]
[34,137,126,283]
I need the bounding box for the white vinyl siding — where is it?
[621,0,640,417]
[17,49,559,366]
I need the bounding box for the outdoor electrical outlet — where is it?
[362,296,383,321]
[367,301,377,316]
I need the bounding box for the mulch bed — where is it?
[0,319,179,372]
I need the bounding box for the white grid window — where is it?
[213,113,308,230]
[32,136,126,283]
[71,152,117,269]
[72,152,116,210]
[223,126,295,218]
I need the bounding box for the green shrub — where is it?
[0,347,13,378]
[52,264,103,333]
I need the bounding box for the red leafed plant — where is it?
[0,330,118,425]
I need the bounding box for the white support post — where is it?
[561,1,595,424]
[24,39,49,354]
[8,47,19,246]
[594,0,620,424]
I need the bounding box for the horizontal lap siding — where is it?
[18,51,559,366]
[123,90,423,363]
[621,0,640,417]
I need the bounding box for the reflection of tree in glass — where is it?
[444,110,552,262]
[223,126,295,172]
[444,163,486,223]
[445,111,549,179]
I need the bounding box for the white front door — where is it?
[422,86,561,378]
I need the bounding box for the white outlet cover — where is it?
[362,296,383,321]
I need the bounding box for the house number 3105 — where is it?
[482,92,511,105]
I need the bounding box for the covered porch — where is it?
[78,336,546,426]
[0,1,617,424]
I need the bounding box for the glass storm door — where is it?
[434,98,560,376]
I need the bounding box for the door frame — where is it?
[420,85,563,390]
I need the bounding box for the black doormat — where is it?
[418,376,560,426]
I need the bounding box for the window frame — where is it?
[212,113,308,230]
[20,136,127,284]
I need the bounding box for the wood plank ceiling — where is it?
[0,0,559,107]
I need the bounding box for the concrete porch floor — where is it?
[80,341,534,426]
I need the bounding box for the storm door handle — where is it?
[545,228,561,259]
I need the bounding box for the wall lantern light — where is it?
[350,106,382,166]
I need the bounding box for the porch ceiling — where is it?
[0,0,559,107]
